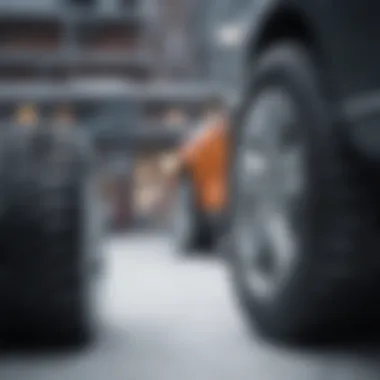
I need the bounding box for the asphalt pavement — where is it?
[1,233,380,380]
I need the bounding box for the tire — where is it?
[0,125,103,348]
[172,174,212,254]
[228,42,380,344]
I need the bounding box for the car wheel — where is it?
[228,42,379,344]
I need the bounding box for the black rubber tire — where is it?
[228,42,380,345]
[172,174,213,254]
[0,126,103,348]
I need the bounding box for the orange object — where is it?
[15,104,39,127]
[179,114,229,214]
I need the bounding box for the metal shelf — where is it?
[0,81,221,104]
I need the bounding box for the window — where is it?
[78,23,138,52]
[0,20,62,52]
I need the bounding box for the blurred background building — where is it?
[0,0,222,229]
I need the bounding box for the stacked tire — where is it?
[0,124,103,348]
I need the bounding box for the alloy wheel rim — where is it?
[235,88,305,301]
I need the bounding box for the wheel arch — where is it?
[244,4,336,101]
[249,6,317,59]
